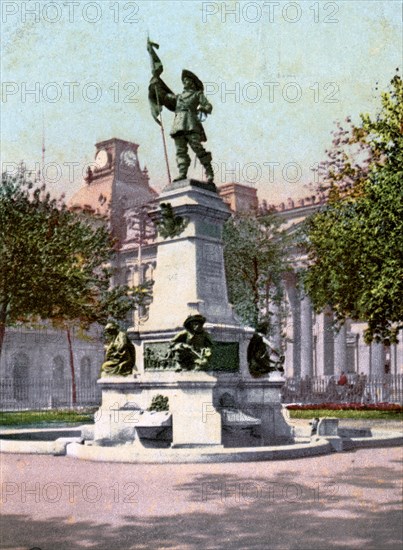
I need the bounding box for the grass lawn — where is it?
[288,409,403,420]
[0,409,96,427]
[1,408,402,427]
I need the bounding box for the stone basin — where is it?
[221,408,261,427]
[133,410,172,442]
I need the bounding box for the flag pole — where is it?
[147,34,172,186]
[155,87,172,186]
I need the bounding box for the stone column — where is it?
[398,340,403,375]
[269,301,282,352]
[300,293,313,378]
[334,324,347,376]
[315,308,334,376]
[357,336,371,375]
[392,341,403,376]
[370,342,385,376]
[353,333,359,374]
[284,275,300,378]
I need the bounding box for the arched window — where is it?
[12,353,29,401]
[52,356,65,384]
[80,357,92,385]
[12,353,29,380]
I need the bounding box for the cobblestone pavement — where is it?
[1,446,402,550]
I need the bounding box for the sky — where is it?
[1,0,401,204]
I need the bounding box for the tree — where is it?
[302,73,403,343]
[50,279,153,404]
[0,171,152,401]
[223,211,290,336]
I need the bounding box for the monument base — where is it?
[214,378,295,445]
[94,372,222,448]
[93,373,293,447]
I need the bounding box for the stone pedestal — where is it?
[317,418,339,436]
[211,376,294,445]
[94,372,221,447]
[139,179,239,331]
[236,380,294,444]
[317,418,343,451]
[170,373,222,448]
[131,179,255,379]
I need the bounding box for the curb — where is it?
[0,426,401,462]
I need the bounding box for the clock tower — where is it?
[69,138,158,245]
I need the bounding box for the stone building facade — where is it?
[0,327,103,408]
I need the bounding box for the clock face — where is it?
[120,149,138,168]
[95,149,109,169]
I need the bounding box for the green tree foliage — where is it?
[303,73,403,343]
[95,281,153,326]
[0,172,152,358]
[223,211,290,333]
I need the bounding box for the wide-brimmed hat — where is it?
[181,69,204,91]
[104,321,120,333]
[184,314,206,329]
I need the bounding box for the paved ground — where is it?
[290,418,403,436]
[1,445,402,550]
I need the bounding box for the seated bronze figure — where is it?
[100,322,136,377]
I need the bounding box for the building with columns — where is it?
[271,201,403,379]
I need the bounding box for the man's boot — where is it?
[173,162,189,182]
[200,152,214,184]
[173,145,190,181]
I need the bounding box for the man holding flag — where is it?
[147,39,215,185]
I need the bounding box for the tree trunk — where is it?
[66,327,77,405]
[0,302,8,362]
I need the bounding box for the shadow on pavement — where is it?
[2,462,402,550]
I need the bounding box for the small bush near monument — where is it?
[148,395,169,412]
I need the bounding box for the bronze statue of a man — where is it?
[168,314,213,371]
[100,322,137,377]
[147,40,214,184]
[168,70,213,183]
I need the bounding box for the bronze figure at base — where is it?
[100,322,137,377]
[247,323,285,378]
[168,314,213,371]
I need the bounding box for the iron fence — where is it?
[1,374,402,412]
[0,378,101,411]
[281,374,403,405]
